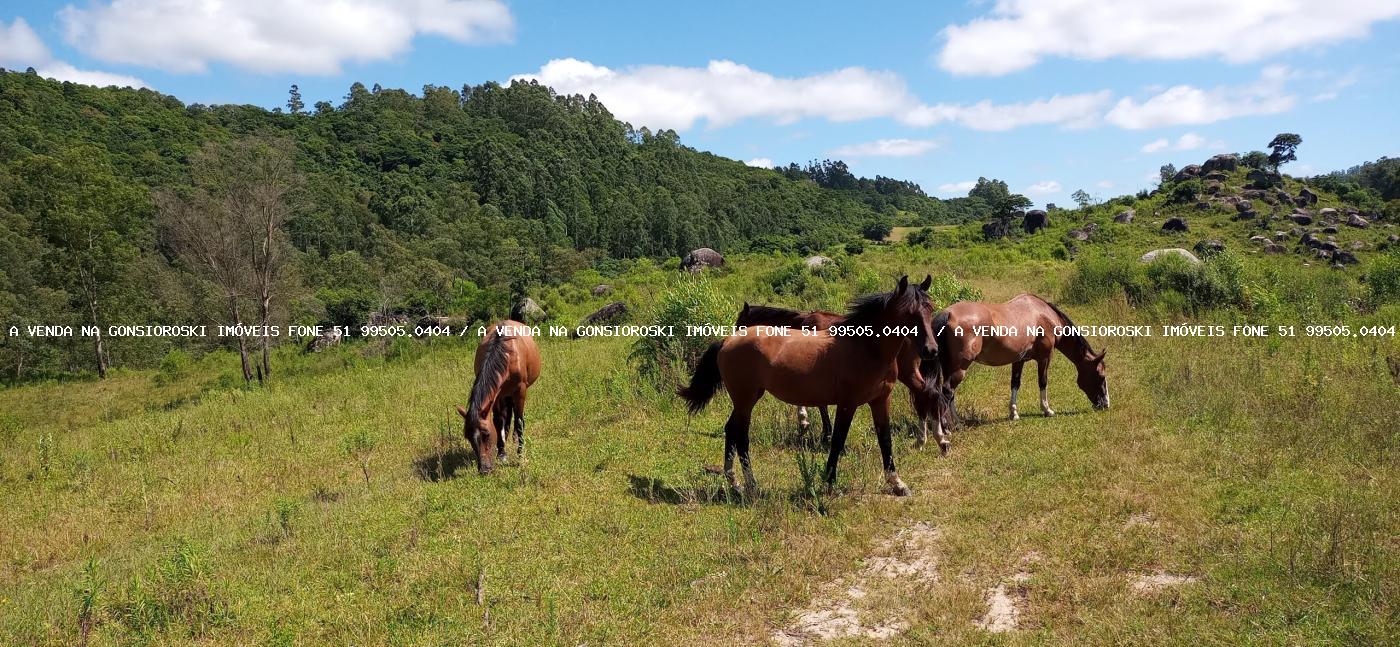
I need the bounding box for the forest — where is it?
[0,70,990,381]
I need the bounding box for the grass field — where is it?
[1,245,1397,645]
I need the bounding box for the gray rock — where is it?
[1022,209,1050,233]
[1334,250,1359,265]
[804,255,833,269]
[1162,216,1189,232]
[511,297,547,323]
[592,284,613,297]
[1289,213,1314,226]
[681,247,725,272]
[1322,225,1338,234]
[1249,235,1272,244]
[1347,214,1370,228]
[1067,228,1090,242]
[1193,239,1226,257]
[1236,200,1253,213]
[1173,164,1203,182]
[1114,208,1136,223]
[578,302,628,328]
[1140,248,1201,264]
[1263,243,1286,254]
[1201,153,1239,174]
[1296,187,1318,206]
[1318,207,1339,220]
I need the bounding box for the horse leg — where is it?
[513,390,527,462]
[820,406,832,444]
[1037,357,1055,417]
[797,406,810,436]
[870,396,911,496]
[494,400,511,460]
[823,405,857,489]
[1009,361,1024,421]
[724,392,761,495]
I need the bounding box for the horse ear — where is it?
[455,405,469,419]
[919,274,932,291]
[896,275,909,293]
[1095,348,1108,363]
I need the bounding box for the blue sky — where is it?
[3,1,1399,207]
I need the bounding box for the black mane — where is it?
[1042,298,1097,357]
[468,332,510,420]
[841,287,922,326]
[735,304,806,327]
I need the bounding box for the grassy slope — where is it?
[1,243,1396,645]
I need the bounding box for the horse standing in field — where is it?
[456,320,541,474]
[924,294,1108,445]
[735,302,949,453]
[680,276,938,497]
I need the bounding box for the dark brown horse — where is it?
[735,302,947,453]
[455,320,542,474]
[680,276,937,497]
[925,294,1108,442]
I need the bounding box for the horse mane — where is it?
[735,304,807,327]
[1040,297,1097,358]
[841,288,919,326]
[469,332,510,420]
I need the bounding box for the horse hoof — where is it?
[939,440,950,456]
[1044,409,1056,417]
[1010,413,1020,421]
[913,437,927,450]
[891,483,912,497]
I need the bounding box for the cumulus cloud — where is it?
[744,158,774,168]
[938,0,1400,76]
[0,17,146,88]
[1025,180,1062,196]
[513,58,1111,132]
[937,180,976,195]
[830,138,940,158]
[1106,66,1295,129]
[59,0,514,74]
[1140,132,1223,153]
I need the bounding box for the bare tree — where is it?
[157,136,301,384]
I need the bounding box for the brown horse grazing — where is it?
[455,320,541,474]
[680,276,938,497]
[924,294,1108,442]
[735,303,948,453]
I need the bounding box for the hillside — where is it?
[0,70,984,380]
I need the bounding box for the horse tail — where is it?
[677,341,725,414]
[926,310,958,426]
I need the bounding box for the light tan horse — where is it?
[925,294,1108,442]
[679,276,938,496]
[455,320,541,474]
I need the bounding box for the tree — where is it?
[1159,163,1177,184]
[969,177,1010,204]
[158,137,302,384]
[1267,133,1302,173]
[1241,150,1269,170]
[1071,189,1093,209]
[861,221,892,242]
[286,84,304,115]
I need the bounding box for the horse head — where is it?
[890,275,938,360]
[456,403,500,474]
[1076,348,1109,410]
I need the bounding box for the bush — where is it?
[154,349,193,386]
[765,261,809,296]
[1364,248,1400,309]
[1063,251,1244,314]
[1063,254,1146,304]
[630,275,731,387]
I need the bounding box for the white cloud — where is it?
[514,58,1111,132]
[1095,180,1115,189]
[1140,132,1223,153]
[59,0,514,75]
[744,158,774,168]
[937,180,976,195]
[0,18,48,68]
[1106,66,1295,129]
[0,17,146,88]
[938,0,1400,76]
[1025,180,1062,196]
[830,138,940,158]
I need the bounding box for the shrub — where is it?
[1063,254,1145,304]
[765,261,809,296]
[630,275,730,387]
[1364,248,1400,309]
[154,349,193,386]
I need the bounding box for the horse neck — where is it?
[1053,333,1094,367]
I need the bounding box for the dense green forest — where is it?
[0,70,991,380]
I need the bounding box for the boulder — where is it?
[804,255,833,270]
[1114,208,1136,223]
[304,327,343,353]
[1289,213,1313,226]
[681,247,725,272]
[1347,214,1370,228]
[510,297,547,324]
[1193,239,1226,257]
[1314,248,1332,260]
[367,312,409,327]
[1195,201,1211,210]
[1203,171,1229,182]
[1247,169,1280,189]
[578,302,628,328]
[1241,189,1266,200]
[1262,196,1279,206]
[1022,209,1050,233]
[1140,248,1201,264]
[1349,240,1368,250]
[1066,228,1091,242]
[592,284,613,297]
[1235,200,1253,213]
[1173,165,1203,182]
[1249,235,1272,244]
[1322,225,1338,234]
[1263,243,1287,254]
[1321,240,1339,252]
[1162,217,1189,232]
[1318,207,1339,220]
[1301,232,1322,249]
[1201,153,1239,174]
[1296,188,1319,206]
[1274,231,1290,240]
[1389,234,1399,244]
[1236,210,1258,220]
[1335,250,1359,265]
[1204,182,1222,194]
